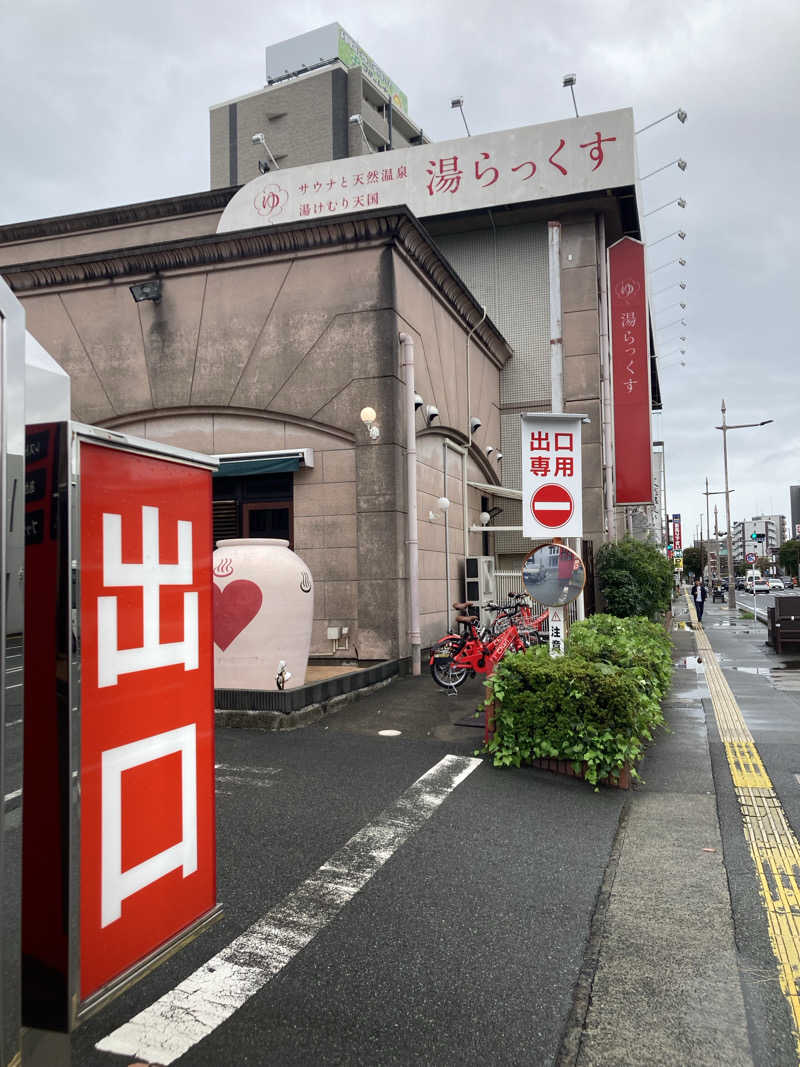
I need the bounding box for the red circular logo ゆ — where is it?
[253,184,289,219]
[531,483,574,529]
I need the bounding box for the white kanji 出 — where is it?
[98,506,198,688]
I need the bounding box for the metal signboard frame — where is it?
[0,276,25,1067]
[521,412,587,540]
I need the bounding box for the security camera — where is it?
[252,133,265,145]
[469,416,482,434]
[414,394,424,410]
[480,511,491,526]
[423,404,439,426]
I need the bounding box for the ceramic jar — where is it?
[213,538,314,691]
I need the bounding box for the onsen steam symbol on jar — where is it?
[254,184,289,219]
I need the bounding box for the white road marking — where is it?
[378,729,402,737]
[5,718,22,728]
[96,754,481,1064]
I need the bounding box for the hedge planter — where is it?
[483,616,671,791]
[484,699,633,789]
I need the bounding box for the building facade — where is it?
[1,105,658,664]
[732,514,787,561]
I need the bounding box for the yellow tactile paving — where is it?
[685,593,800,1056]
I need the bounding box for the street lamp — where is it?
[715,398,773,610]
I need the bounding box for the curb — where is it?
[215,675,396,730]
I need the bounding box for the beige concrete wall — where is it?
[560,216,605,548]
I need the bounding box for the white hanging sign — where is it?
[521,413,585,539]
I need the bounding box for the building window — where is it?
[212,472,293,547]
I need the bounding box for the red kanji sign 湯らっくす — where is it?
[608,237,652,505]
[79,442,216,1000]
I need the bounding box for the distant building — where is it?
[732,514,787,561]
[790,485,800,540]
[210,24,428,188]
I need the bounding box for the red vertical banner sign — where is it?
[79,442,216,1001]
[608,237,652,505]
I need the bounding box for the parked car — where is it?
[768,578,785,590]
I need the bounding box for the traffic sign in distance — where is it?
[745,552,757,563]
[531,483,574,529]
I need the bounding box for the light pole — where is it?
[703,478,728,585]
[716,399,773,611]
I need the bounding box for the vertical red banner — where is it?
[79,443,216,1000]
[608,237,652,505]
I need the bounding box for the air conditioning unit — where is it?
[465,556,496,621]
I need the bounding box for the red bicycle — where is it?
[429,599,540,689]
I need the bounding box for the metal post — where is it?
[548,221,563,413]
[705,477,711,582]
[399,333,421,675]
[721,399,736,610]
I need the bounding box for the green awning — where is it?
[214,455,301,478]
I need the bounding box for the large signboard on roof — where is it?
[217,108,635,234]
[266,23,409,114]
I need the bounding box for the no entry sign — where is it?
[521,413,586,539]
[531,483,574,528]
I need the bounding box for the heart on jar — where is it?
[213,580,263,651]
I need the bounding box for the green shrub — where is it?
[566,614,672,702]
[484,615,670,787]
[595,537,673,619]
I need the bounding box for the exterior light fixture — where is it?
[251,131,280,170]
[646,230,686,247]
[650,256,687,274]
[469,416,482,434]
[129,278,162,303]
[495,452,503,462]
[349,113,375,153]
[428,496,451,523]
[562,73,578,117]
[635,109,688,134]
[450,96,471,136]
[423,404,440,426]
[644,197,687,217]
[414,393,424,410]
[486,446,495,456]
[640,158,689,180]
[360,405,380,441]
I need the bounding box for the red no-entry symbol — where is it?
[531,483,574,528]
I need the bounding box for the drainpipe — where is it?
[444,439,467,629]
[596,213,616,541]
[399,332,421,675]
[465,305,487,564]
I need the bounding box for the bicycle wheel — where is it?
[430,639,469,688]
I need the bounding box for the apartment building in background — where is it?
[732,514,787,561]
[210,24,428,188]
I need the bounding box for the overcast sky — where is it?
[2,0,799,545]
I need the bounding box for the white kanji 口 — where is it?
[97,505,198,688]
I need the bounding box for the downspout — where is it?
[465,305,487,564]
[398,332,421,675]
[596,213,616,541]
[549,219,584,621]
[444,439,467,629]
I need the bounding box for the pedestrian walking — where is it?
[693,577,708,622]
